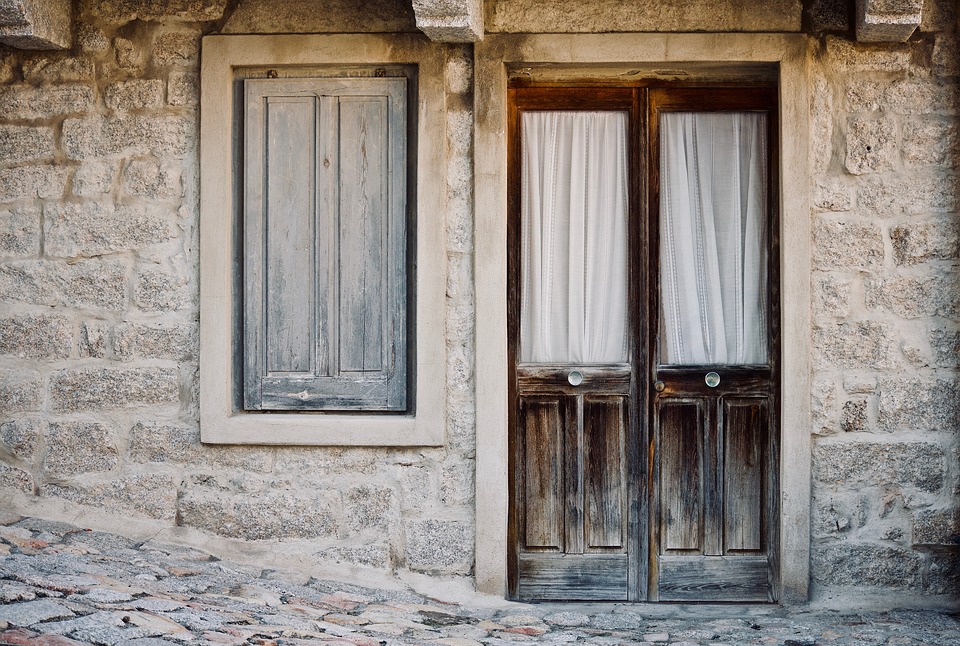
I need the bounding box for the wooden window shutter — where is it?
[242,77,408,411]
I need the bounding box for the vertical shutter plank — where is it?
[338,96,386,374]
[264,96,316,374]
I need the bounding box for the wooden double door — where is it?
[507,85,780,602]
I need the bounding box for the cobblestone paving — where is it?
[0,518,957,645]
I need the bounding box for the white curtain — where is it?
[520,111,629,364]
[660,112,768,365]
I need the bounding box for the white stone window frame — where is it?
[473,33,813,600]
[199,34,446,446]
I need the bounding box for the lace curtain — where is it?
[659,112,768,365]
[519,111,629,364]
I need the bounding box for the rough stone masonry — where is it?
[0,0,957,602]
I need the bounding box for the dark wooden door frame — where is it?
[506,82,780,602]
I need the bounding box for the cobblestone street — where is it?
[0,517,957,645]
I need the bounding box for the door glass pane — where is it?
[659,112,768,365]
[520,111,629,364]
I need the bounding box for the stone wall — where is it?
[809,7,960,596]
[0,0,477,578]
[0,0,958,600]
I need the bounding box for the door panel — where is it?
[584,396,627,550]
[519,397,565,551]
[658,399,704,552]
[723,398,767,553]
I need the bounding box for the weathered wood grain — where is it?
[724,398,767,552]
[584,396,625,550]
[518,554,629,601]
[658,555,771,602]
[521,397,565,550]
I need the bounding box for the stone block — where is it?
[902,118,959,167]
[0,85,94,120]
[412,0,483,42]
[878,375,960,431]
[484,0,802,33]
[866,275,959,319]
[813,178,853,212]
[221,0,415,34]
[71,162,115,197]
[44,202,177,258]
[405,519,472,570]
[78,0,229,24]
[0,125,55,166]
[846,79,884,113]
[811,542,924,588]
[346,485,395,531]
[824,35,912,72]
[105,79,164,111]
[891,218,960,265]
[845,117,897,174]
[445,51,472,95]
[77,25,108,53]
[840,398,869,433]
[21,56,94,82]
[44,474,176,521]
[813,274,851,320]
[60,261,128,311]
[0,463,32,492]
[858,175,959,214]
[167,71,197,107]
[913,508,960,545]
[128,422,199,463]
[808,0,850,32]
[0,417,39,459]
[320,544,390,569]
[0,0,72,50]
[814,441,945,492]
[114,322,196,361]
[884,79,959,115]
[927,552,960,594]
[0,314,72,360]
[932,33,959,77]
[43,421,119,476]
[0,165,69,202]
[153,31,199,67]
[179,485,340,540]
[0,371,43,413]
[133,268,191,312]
[121,160,182,199]
[813,321,898,370]
[930,328,960,367]
[810,76,833,173]
[62,115,193,160]
[813,217,884,269]
[79,321,110,358]
[440,461,474,506]
[0,204,40,256]
[50,367,179,412]
[855,0,922,43]
[0,260,127,310]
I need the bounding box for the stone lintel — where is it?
[412,0,483,42]
[0,0,71,50]
[855,0,923,42]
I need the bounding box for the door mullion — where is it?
[566,393,585,555]
[703,398,723,556]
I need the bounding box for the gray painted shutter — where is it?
[243,77,407,411]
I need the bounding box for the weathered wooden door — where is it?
[508,84,779,602]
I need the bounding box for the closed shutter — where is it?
[242,77,407,411]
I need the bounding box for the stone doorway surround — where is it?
[473,32,813,601]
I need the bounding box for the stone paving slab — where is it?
[0,517,959,645]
